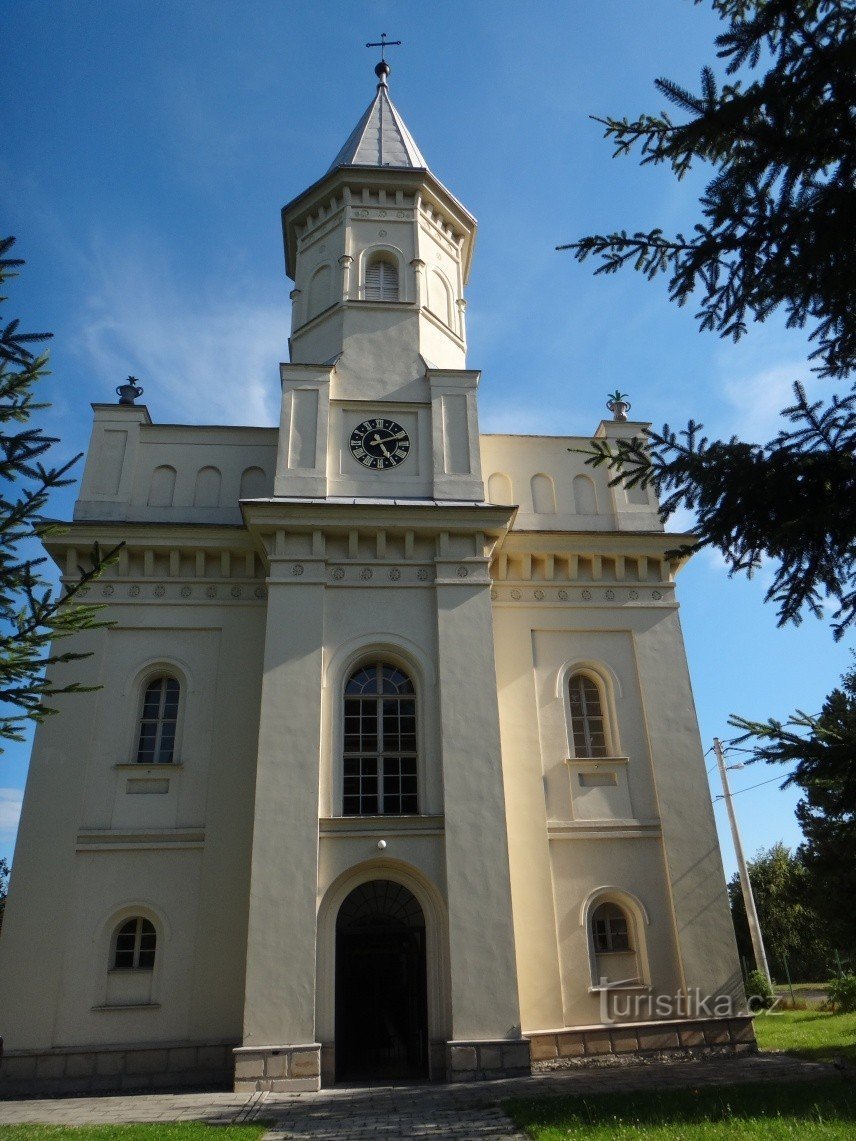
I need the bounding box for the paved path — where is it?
[0,1053,829,1139]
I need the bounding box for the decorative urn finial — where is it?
[116,376,144,406]
[606,390,631,422]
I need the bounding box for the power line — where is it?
[714,773,785,800]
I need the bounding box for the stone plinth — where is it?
[528,1016,756,1069]
[233,1043,321,1093]
[446,1038,531,1082]
[0,1041,235,1097]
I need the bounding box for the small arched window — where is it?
[112,917,156,971]
[569,673,608,758]
[589,900,642,986]
[343,662,416,816]
[136,676,180,764]
[591,902,631,953]
[364,256,399,301]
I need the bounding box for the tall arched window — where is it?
[364,255,399,301]
[343,662,417,815]
[136,676,180,764]
[569,673,608,757]
[112,917,156,971]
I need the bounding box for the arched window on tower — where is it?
[568,673,608,758]
[136,676,180,764]
[364,255,399,301]
[343,662,417,815]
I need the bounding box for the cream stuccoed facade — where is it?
[0,62,752,1095]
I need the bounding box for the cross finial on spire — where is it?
[365,33,402,86]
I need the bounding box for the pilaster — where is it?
[274,364,333,498]
[240,557,325,1091]
[434,563,525,1057]
[75,403,151,521]
[427,368,484,500]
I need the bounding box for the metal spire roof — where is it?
[327,60,428,172]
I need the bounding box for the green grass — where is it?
[773,983,829,993]
[755,1009,856,1063]
[505,1078,856,1139]
[0,1126,267,1140]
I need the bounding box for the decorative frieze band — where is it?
[81,581,268,603]
[491,584,671,606]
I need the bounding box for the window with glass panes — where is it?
[343,663,417,815]
[569,673,608,757]
[112,917,157,970]
[136,676,179,763]
[591,903,631,953]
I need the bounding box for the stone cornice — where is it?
[241,498,515,539]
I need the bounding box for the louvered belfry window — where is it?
[136,676,180,764]
[364,256,399,301]
[343,662,417,815]
[569,673,608,757]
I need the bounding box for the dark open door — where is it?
[335,880,428,1081]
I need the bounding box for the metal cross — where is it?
[365,33,402,62]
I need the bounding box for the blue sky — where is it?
[2,0,851,886]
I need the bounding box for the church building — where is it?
[0,58,751,1095]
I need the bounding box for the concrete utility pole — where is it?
[713,737,772,985]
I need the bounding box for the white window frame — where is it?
[124,661,190,768]
[323,635,436,819]
[342,660,418,817]
[557,661,622,760]
[135,674,181,765]
[581,887,650,990]
[110,915,157,972]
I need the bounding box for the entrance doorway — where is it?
[335,879,429,1081]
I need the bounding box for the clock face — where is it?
[349,418,411,470]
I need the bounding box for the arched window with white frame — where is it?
[364,254,399,301]
[111,916,157,971]
[568,672,608,758]
[588,898,644,987]
[343,661,417,815]
[136,675,180,764]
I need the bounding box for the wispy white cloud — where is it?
[62,231,285,427]
[718,359,825,443]
[0,788,23,834]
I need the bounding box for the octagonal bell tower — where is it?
[276,60,484,501]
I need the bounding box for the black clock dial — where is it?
[349,418,411,470]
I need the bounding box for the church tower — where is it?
[236,57,528,1088]
[274,56,483,503]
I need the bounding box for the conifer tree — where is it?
[729,665,856,952]
[0,237,118,748]
[561,0,856,637]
